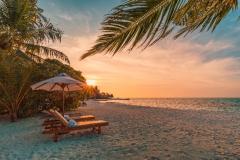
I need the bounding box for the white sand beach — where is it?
[1,101,240,160]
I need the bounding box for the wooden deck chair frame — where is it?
[42,110,83,119]
[42,110,95,126]
[46,109,109,142]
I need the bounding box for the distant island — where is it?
[95,98,130,101]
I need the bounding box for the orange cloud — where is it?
[48,35,240,98]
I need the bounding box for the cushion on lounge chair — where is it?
[68,119,77,127]
[64,114,77,127]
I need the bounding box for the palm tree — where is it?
[0,0,69,63]
[81,0,238,59]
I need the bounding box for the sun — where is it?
[86,79,96,86]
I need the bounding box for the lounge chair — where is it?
[42,110,96,132]
[44,109,109,142]
[43,115,96,126]
[42,110,83,118]
[42,114,97,131]
[42,110,95,126]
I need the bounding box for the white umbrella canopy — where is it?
[31,73,85,114]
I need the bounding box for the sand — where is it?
[1,100,240,160]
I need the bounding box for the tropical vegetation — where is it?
[81,0,238,59]
[0,0,69,63]
[0,54,113,121]
[0,53,32,121]
[0,0,113,122]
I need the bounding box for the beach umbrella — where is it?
[31,73,85,114]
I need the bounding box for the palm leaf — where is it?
[23,43,70,64]
[81,0,238,59]
[0,0,69,63]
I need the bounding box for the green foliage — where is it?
[0,0,116,120]
[0,0,69,63]
[25,59,87,116]
[31,59,85,83]
[81,0,238,59]
[0,53,86,119]
[0,54,114,120]
[0,53,32,121]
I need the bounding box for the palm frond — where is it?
[23,43,70,64]
[15,49,43,63]
[81,0,238,59]
[0,0,68,63]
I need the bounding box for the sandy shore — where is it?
[1,100,240,159]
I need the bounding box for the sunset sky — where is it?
[39,0,240,98]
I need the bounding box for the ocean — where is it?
[104,98,240,112]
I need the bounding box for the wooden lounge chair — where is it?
[42,110,83,118]
[43,115,95,126]
[42,114,97,131]
[42,110,96,132]
[42,110,95,126]
[44,109,109,142]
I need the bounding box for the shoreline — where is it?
[97,99,240,113]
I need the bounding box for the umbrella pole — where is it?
[62,88,65,115]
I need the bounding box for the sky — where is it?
[39,0,240,98]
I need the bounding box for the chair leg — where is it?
[53,133,59,142]
[97,126,101,134]
[52,128,60,142]
[92,127,96,133]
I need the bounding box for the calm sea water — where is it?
[104,98,240,112]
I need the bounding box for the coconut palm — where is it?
[0,0,69,63]
[81,0,238,59]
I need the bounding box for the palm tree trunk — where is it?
[9,111,18,122]
[9,104,18,122]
